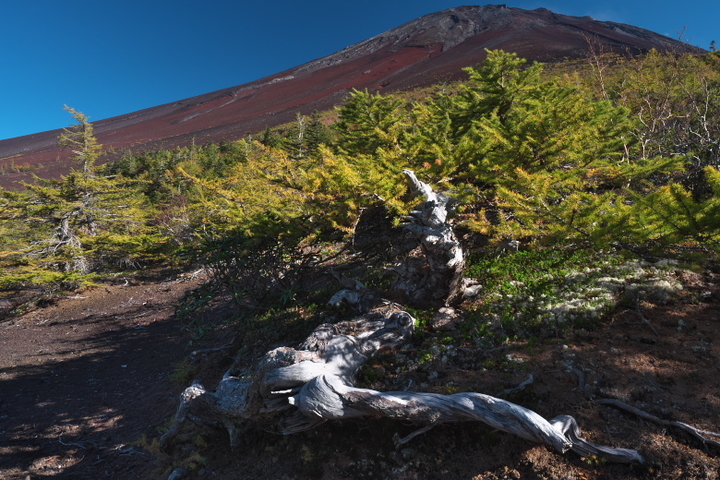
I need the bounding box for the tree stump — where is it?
[390,169,465,307]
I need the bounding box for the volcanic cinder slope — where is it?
[0,4,703,187]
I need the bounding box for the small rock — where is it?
[431,307,461,331]
[327,289,360,308]
[462,278,483,299]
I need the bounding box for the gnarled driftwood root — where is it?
[162,308,645,464]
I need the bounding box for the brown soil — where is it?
[1,269,719,480]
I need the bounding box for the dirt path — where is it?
[0,274,216,479]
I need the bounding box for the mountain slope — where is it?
[0,5,703,187]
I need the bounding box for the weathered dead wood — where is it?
[598,398,720,452]
[160,306,413,448]
[161,171,648,466]
[501,373,535,396]
[162,307,645,465]
[189,342,235,361]
[283,372,644,464]
[391,169,465,307]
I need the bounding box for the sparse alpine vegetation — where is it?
[1,46,720,480]
[462,250,685,346]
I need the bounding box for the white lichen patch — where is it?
[485,258,685,330]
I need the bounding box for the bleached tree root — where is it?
[286,374,645,464]
[161,308,645,465]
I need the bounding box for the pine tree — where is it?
[625,166,720,251]
[304,110,333,158]
[57,106,102,173]
[0,107,162,283]
[334,89,408,156]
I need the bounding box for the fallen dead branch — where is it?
[161,305,646,464]
[598,398,720,452]
[189,342,236,361]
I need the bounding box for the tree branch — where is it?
[598,398,720,452]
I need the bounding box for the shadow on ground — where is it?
[0,277,232,479]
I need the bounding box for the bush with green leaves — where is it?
[5,49,720,312]
[174,50,720,329]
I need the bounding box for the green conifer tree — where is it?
[334,89,408,156]
[0,107,162,283]
[304,110,333,158]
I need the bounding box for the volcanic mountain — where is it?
[0,4,703,187]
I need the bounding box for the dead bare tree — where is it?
[160,170,645,466]
[390,169,466,307]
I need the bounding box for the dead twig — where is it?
[500,374,535,396]
[394,423,438,447]
[189,342,235,361]
[624,306,660,337]
[58,435,92,450]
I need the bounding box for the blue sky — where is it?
[0,1,716,141]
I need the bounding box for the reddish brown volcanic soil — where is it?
[0,5,703,188]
